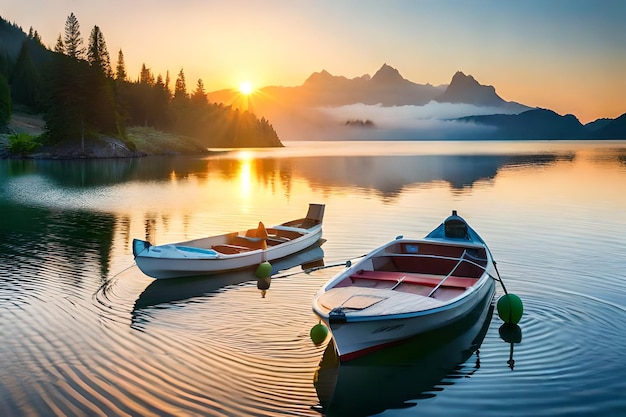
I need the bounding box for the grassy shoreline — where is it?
[1,111,211,159]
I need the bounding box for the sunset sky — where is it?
[4,0,625,123]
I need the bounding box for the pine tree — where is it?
[174,68,187,101]
[139,63,154,85]
[191,79,207,105]
[115,49,127,81]
[0,73,10,126]
[26,27,42,45]
[44,54,89,143]
[11,40,42,109]
[87,25,112,77]
[54,34,65,54]
[152,74,171,128]
[168,68,190,132]
[63,13,84,60]
[113,50,130,129]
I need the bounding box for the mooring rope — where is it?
[272,253,366,279]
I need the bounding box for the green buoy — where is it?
[255,261,272,278]
[497,293,524,324]
[310,323,328,345]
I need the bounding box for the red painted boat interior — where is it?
[334,242,488,299]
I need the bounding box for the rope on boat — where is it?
[483,245,510,295]
[272,261,350,279]
[110,262,138,279]
[96,262,137,296]
[427,249,467,297]
[490,260,524,325]
[490,261,509,295]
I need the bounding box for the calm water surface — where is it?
[1,140,625,416]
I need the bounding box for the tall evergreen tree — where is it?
[113,50,130,129]
[63,13,84,60]
[191,79,207,106]
[0,73,10,126]
[85,67,117,135]
[139,63,154,85]
[169,68,189,132]
[128,64,156,126]
[11,40,42,109]
[115,49,127,81]
[43,54,89,143]
[173,68,187,101]
[152,74,171,128]
[87,25,112,77]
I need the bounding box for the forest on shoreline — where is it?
[0,13,282,159]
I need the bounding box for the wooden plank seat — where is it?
[349,270,477,289]
[211,244,252,254]
[267,236,290,244]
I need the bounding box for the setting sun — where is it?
[239,81,253,95]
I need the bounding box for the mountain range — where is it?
[207,64,625,141]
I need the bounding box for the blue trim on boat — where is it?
[174,246,219,256]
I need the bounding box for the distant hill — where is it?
[585,118,613,132]
[0,18,50,68]
[459,109,626,140]
[0,17,30,59]
[459,109,587,139]
[593,113,626,139]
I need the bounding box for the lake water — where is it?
[1,140,625,417]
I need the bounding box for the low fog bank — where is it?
[267,101,522,141]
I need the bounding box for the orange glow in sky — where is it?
[3,1,625,124]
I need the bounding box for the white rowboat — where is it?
[312,210,496,361]
[133,203,325,279]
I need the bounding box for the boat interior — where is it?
[335,242,489,300]
[156,204,325,256]
[209,221,316,254]
[210,204,324,255]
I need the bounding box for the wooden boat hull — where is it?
[133,204,324,279]
[312,211,498,362]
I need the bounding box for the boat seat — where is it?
[211,244,252,254]
[349,270,477,289]
[267,236,290,244]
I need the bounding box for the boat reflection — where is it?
[132,241,325,315]
[313,291,494,416]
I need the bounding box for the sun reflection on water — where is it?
[237,151,253,201]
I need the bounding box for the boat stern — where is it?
[306,203,325,224]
